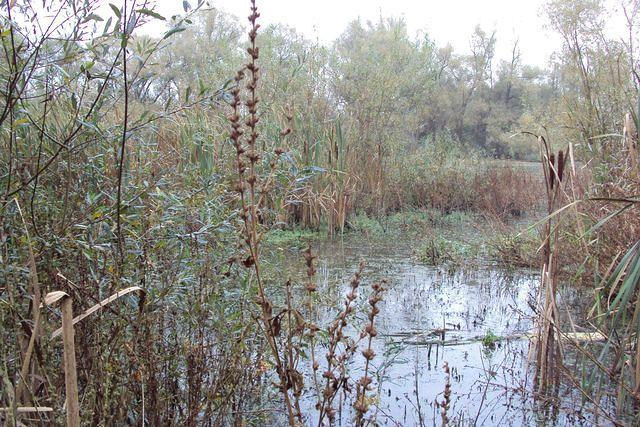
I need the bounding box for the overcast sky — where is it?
[138,0,628,68]
[132,0,558,66]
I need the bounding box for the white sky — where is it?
[136,0,630,67]
[141,0,561,67]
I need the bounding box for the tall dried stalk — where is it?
[440,362,451,426]
[228,1,299,424]
[13,200,41,409]
[315,261,365,425]
[533,135,568,394]
[224,4,390,425]
[354,280,385,426]
[302,246,323,410]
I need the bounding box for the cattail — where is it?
[557,150,565,183]
[549,153,556,189]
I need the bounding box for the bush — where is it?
[388,137,542,219]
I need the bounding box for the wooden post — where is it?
[61,296,79,427]
[45,292,80,427]
[45,285,145,425]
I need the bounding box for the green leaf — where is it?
[126,11,137,34]
[102,17,113,35]
[83,13,103,23]
[137,8,165,21]
[80,61,94,72]
[109,3,121,19]
[584,202,635,236]
[162,26,186,40]
[198,79,208,96]
[13,118,29,128]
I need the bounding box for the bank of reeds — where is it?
[157,96,541,235]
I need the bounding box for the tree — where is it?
[545,0,638,151]
[330,18,438,211]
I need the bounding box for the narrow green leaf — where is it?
[83,13,103,23]
[13,118,29,128]
[584,203,635,236]
[136,8,165,21]
[126,12,137,35]
[109,3,121,18]
[102,16,113,35]
[162,26,186,40]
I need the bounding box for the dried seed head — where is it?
[326,407,336,420]
[247,151,260,162]
[354,400,368,414]
[365,324,377,337]
[362,348,376,361]
[242,255,254,268]
[359,375,373,387]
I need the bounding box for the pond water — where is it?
[268,222,601,426]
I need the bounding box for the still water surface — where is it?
[270,226,597,426]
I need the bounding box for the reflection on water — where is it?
[269,231,596,426]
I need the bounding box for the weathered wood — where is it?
[387,330,606,347]
[61,297,80,427]
[44,292,80,427]
[50,286,145,339]
[0,406,54,413]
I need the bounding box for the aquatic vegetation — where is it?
[346,212,386,235]
[417,235,463,266]
[481,330,500,349]
[264,228,322,246]
[488,231,539,268]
